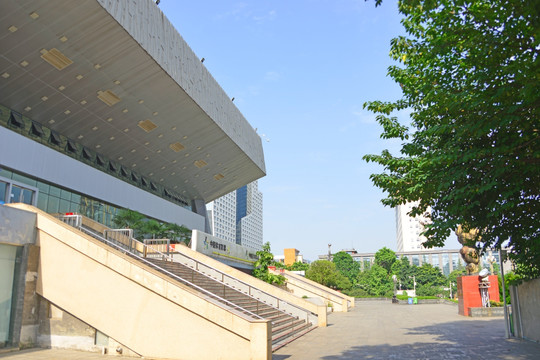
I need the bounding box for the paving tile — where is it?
[272,301,540,360]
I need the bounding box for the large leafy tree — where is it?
[333,251,361,285]
[358,264,393,296]
[365,0,540,280]
[374,247,397,274]
[306,260,352,290]
[391,256,415,289]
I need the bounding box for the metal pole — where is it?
[499,249,510,338]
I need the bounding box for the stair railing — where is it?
[57,214,317,326]
[55,215,265,321]
[144,242,317,325]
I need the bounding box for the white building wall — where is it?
[396,201,430,252]
[207,191,237,244]
[207,181,263,252]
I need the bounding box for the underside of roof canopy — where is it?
[0,0,266,204]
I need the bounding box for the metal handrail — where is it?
[57,214,82,229]
[144,242,314,324]
[55,215,264,321]
[56,213,316,325]
[279,269,349,300]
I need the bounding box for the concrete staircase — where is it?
[147,258,315,350]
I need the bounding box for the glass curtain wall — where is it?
[0,168,120,227]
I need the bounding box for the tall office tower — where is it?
[396,201,431,252]
[236,181,263,251]
[207,180,263,251]
[206,191,237,244]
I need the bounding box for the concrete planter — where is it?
[468,307,505,317]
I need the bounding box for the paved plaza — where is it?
[273,300,540,359]
[1,300,538,359]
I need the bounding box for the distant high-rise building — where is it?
[236,181,263,251]
[207,180,263,251]
[396,201,431,252]
[206,190,237,244]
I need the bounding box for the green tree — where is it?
[140,219,169,239]
[364,0,540,280]
[165,222,191,245]
[306,260,343,289]
[332,251,360,285]
[413,263,447,296]
[391,256,414,289]
[374,247,397,274]
[358,264,393,296]
[113,209,144,230]
[253,242,285,285]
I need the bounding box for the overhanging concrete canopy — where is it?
[0,0,265,203]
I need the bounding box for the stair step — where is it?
[272,321,312,344]
[271,325,317,352]
[145,257,316,352]
[272,319,307,335]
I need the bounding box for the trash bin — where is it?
[413,297,418,304]
[408,298,413,304]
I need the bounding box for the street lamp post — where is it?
[392,275,398,303]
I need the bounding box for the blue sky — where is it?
[159,1,461,261]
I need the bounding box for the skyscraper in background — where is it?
[207,180,263,251]
[206,191,237,244]
[396,201,431,252]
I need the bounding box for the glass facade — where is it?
[442,253,450,275]
[0,168,120,228]
[452,253,461,270]
[412,255,420,266]
[432,254,440,269]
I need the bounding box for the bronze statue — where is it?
[456,225,480,274]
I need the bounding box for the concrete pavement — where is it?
[273,300,540,359]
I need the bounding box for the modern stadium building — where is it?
[0,0,266,231]
[0,2,335,359]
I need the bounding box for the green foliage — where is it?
[374,247,397,274]
[287,261,310,271]
[253,242,286,285]
[490,300,504,307]
[343,287,370,298]
[357,264,393,296]
[333,251,360,285]
[140,219,168,239]
[165,222,192,245]
[365,0,540,280]
[391,256,414,289]
[414,263,446,288]
[305,260,352,290]
[447,268,467,297]
[411,264,447,296]
[113,209,144,231]
[112,209,191,243]
[498,271,520,304]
